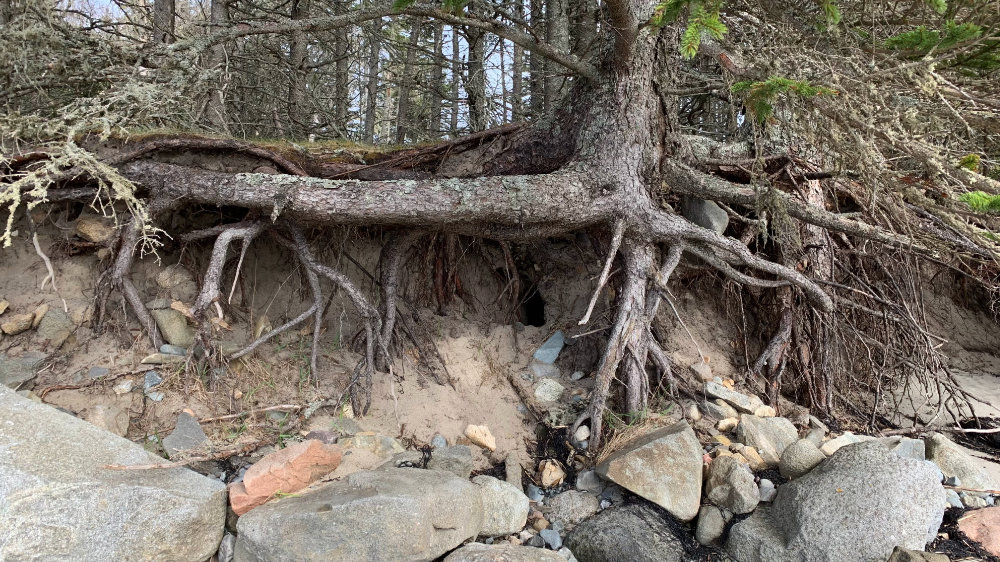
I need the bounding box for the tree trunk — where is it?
[509,0,524,122]
[333,0,350,135]
[428,22,444,138]
[395,20,422,143]
[363,20,381,143]
[204,0,230,133]
[528,0,545,114]
[544,0,568,110]
[288,0,311,138]
[152,0,175,45]
[450,26,460,136]
[465,15,488,132]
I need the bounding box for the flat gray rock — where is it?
[596,421,702,521]
[565,502,686,562]
[705,382,757,413]
[726,441,946,562]
[234,468,484,561]
[0,352,47,389]
[150,307,195,348]
[428,445,474,478]
[533,331,565,364]
[543,490,600,526]
[681,197,729,234]
[162,412,210,457]
[0,386,225,561]
[35,308,75,347]
[879,437,926,461]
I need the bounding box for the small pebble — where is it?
[539,529,562,550]
[144,370,163,391]
[569,371,585,381]
[113,379,134,395]
[945,489,963,509]
[533,518,549,531]
[87,366,109,379]
[159,344,187,356]
[431,434,447,448]
[717,417,738,432]
[759,478,777,503]
[528,534,545,548]
[527,483,544,502]
[686,403,702,422]
[573,425,591,443]
[146,390,165,402]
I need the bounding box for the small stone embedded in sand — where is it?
[534,378,565,402]
[690,361,713,382]
[465,424,497,451]
[1,313,34,335]
[112,379,134,395]
[533,331,565,364]
[75,214,116,244]
[574,425,591,443]
[31,303,49,329]
[0,300,8,315]
[141,353,186,365]
[538,459,566,487]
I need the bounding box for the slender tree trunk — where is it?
[363,20,381,143]
[544,0,569,109]
[288,0,311,138]
[465,4,488,132]
[152,0,175,45]
[450,26,460,136]
[0,0,13,25]
[427,22,444,138]
[510,0,524,121]
[569,0,597,56]
[528,0,545,114]
[395,19,422,143]
[205,0,230,133]
[334,0,350,135]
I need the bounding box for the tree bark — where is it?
[465,5,488,132]
[395,19,422,143]
[288,0,312,138]
[333,0,350,135]
[152,0,175,45]
[204,0,230,133]
[363,19,382,143]
[428,22,444,138]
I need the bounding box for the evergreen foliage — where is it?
[884,21,1000,75]
[652,0,728,58]
[731,77,837,123]
[959,191,1000,214]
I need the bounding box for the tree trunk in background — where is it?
[288,0,311,138]
[205,0,230,133]
[395,20,421,143]
[510,0,524,122]
[544,0,568,109]
[152,0,175,44]
[428,22,444,138]
[465,3,488,133]
[528,0,545,114]
[450,26,460,136]
[363,20,381,143]
[333,0,350,136]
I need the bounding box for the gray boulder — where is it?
[543,490,600,527]
[0,352,47,389]
[428,445,474,478]
[735,414,798,467]
[565,502,686,562]
[695,504,731,546]
[779,439,826,480]
[473,475,529,536]
[444,543,565,561]
[0,386,225,561]
[235,468,484,561]
[880,437,926,461]
[706,455,760,514]
[819,432,874,456]
[681,198,729,235]
[926,432,997,491]
[726,441,946,562]
[596,421,702,521]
